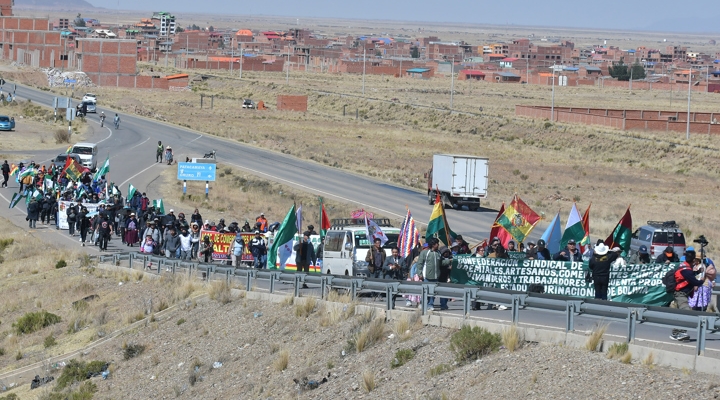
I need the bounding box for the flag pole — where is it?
[436,184,452,246]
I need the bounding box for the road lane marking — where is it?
[118,162,159,187]
[188,134,203,144]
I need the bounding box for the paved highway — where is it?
[1,82,501,242]
[2,81,715,359]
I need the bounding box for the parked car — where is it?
[630,220,686,261]
[82,93,97,102]
[242,99,255,109]
[82,100,96,113]
[52,153,83,170]
[0,115,15,131]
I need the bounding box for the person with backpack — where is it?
[66,203,78,236]
[250,230,267,268]
[667,246,706,341]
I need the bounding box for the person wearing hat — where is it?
[163,227,181,260]
[189,222,200,259]
[453,235,470,255]
[294,231,317,285]
[655,246,679,264]
[670,247,706,341]
[365,237,387,278]
[588,243,619,300]
[306,225,318,235]
[553,239,582,262]
[256,213,268,233]
[527,239,551,260]
[190,208,203,226]
[230,231,246,267]
[484,237,508,258]
[241,220,253,233]
[250,230,267,269]
[689,256,716,311]
[507,240,517,252]
[217,218,226,232]
[143,220,162,251]
[124,213,139,246]
[97,213,113,251]
[629,245,651,264]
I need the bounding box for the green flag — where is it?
[8,192,23,208]
[605,206,633,257]
[127,184,136,200]
[153,199,165,214]
[76,186,86,199]
[26,189,41,205]
[18,167,37,179]
[560,203,585,249]
[93,155,110,181]
[268,204,297,269]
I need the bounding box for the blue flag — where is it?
[540,212,562,256]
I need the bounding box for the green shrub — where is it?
[428,363,453,377]
[0,238,13,252]
[390,348,415,369]
[44,334,57,348]
[0,393,20,400]
[43,381,97,400]
[449,325,502,363]
[56,359,107,390]
[13,310,61,334]
[177,318,186,325]
[607,342,629,359]
[55,259,67,269]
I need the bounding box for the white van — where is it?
[71,142,98,170]
[322,218,400,277]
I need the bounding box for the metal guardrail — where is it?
[98,252,720,356]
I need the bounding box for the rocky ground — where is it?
[10,281,720,400]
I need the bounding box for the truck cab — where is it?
[323,218,400,277]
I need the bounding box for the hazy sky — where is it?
[87,0,720,33]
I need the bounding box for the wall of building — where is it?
[277,95,307,111]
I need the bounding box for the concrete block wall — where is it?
[277,95,308,112]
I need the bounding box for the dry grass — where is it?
[606,342,629,359]
[272,349,289,372]
[354,316,386,353]
[294,296,317,318]
[585,323,609,352]
[642,352,655,367]
[326,290,352,303]
[361,369,376,393]
[391,311,422,342]
[319,301,356,327]
[620,351,633,364]
[501,324,521,352]
[207,280,233,304]
[281,294,294,306]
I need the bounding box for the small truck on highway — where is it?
[426,154,489,211]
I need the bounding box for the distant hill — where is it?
[14,0,96,9]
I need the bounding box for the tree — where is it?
[208,26,214,32]
[175,26,184,33]
[74,13,85,27]
[608,60,629,81]
[410,46,420,59]
[630,61,646,80]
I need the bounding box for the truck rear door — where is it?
[454,157,488,198]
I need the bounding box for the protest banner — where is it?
[200,230,256,262]
[57,201,101,230]
[451,256,675,306]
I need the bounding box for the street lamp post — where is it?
[450,57,455,109]
[362,46,366,95]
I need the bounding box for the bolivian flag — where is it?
[9,163,18,176]
[495,194,541,244]
[425,192,456,246]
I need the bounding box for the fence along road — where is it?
[102,252,720,363]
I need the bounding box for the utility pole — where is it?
[629,66,633,92]
[526,58,529,84]
[286,47,290,84]
[450,57,455,109]
[362,46,366,95]
[551,62,556,121]
[239,42,243,79]
[687,67,692,140]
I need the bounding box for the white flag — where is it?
[365,215,388,246]
[295,205,303,232]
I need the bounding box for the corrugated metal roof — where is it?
[583,66,602,71]
[461,69,485,75]
[496,72,519,77]
[407,68,430,73]
[502,57,519,61]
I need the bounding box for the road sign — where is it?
[55,97,71,109]
[65,107,75,121]
[64,79,77,84]
[177,162,216,181]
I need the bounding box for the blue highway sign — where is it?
[177,162,216,181]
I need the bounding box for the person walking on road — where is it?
[156,141,163,163]
[113,114,120,129]
[98,214,113,251]
[27,197,40,229]
[78,208,91,246]
[294,231,317,286]
[1,160,9,188]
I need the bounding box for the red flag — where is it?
[320,202,331,237]
[605,206,633,256]
[580,203,591,253]
[489,202,513,247]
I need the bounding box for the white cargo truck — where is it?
[426,154,489,211]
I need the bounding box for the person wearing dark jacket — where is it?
[40,195,52,224]
[294,231,317,288]
[27,198,40,228]
[365,238,386,278]
[671,247,706,341]
[588,243,619,300]
[78,209,91,246]
[382,247,406,281]
[66,203,78,236]
[655,246,680,264]
[1,160,9,188]
[484,237,509,258]
[527,239,552,260]
[553,239,582,262]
